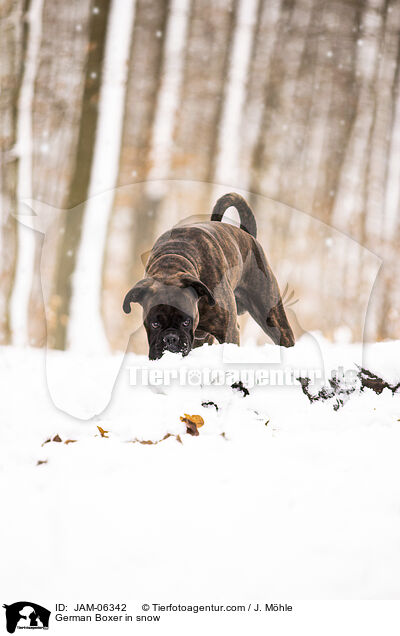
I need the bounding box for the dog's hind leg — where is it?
[239,244,295,347]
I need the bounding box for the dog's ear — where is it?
[141,250,151,267]
[123,278,153,313]
[181,275,216,306]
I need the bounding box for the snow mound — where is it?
[1,339,400,599]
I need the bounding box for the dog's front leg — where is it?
[203,300,240,345]
[193,330,215,348]
[221,320,240,345]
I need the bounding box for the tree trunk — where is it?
[0,0,25,344]
[102,0,170,351]
[238,0,280,190]
[47,0,111,350]
[170,0,237,183]
[163,0,237,220]
[28,0,94,347]
[330,0,388,339]
[365,0,400,340]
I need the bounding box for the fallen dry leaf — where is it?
[97,425,109,438]
[64,439,77,445]
[37,460,48,466]
[180,413,204,436]
[139,433,172,445]
[52,434,62,443]
[128,433,182,445]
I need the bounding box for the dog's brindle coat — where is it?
[123,193,295,359]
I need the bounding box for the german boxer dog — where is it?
[123,193,295,359]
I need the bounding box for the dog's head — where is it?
[123,275,215,359]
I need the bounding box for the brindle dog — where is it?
[123,193,295,359]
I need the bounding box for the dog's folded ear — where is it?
[123,278,153,313]
[181,275,216,306]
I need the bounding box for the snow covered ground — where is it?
[1,336,400,601]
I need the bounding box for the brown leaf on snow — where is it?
[37,460,48,466]
[97,426,109,438]
[43,435,77,446]
[180,413,204,436]
[129,433,182,445]
[139,433,172,445]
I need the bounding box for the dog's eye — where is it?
[151,321,161,329]
[182,318,191,327]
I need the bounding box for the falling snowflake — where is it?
[326,50,333,58]
[93,6,99,13]
[156,30,162,38]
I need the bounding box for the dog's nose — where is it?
[162,333,179,347]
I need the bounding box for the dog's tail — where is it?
[211,192,257,238]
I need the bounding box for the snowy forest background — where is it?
[1,0,400,356]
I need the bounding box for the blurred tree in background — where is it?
[1,0,400,351]
[0,0,25,344]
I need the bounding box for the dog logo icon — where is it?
[2,602,50,633]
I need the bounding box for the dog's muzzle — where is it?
[162,331,180,352]
[158,329,191,356]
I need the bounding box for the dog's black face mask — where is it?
[123,275,215,360]
[144,304,194,360]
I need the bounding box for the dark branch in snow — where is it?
[298,365,400,410]
[201,401,219,411]
[231,381,250,397]
[297,375,357,411]
[357,367,400,395]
